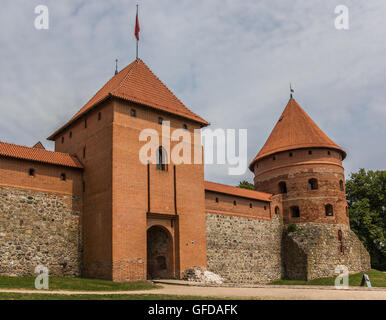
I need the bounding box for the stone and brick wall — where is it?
[206,212,283,284]
[0,186,81,276]
[283,223,370,280]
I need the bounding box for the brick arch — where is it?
[146,225,173,279]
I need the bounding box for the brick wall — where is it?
[254,148,349,225]
[205,191,271,220]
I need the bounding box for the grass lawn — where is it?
[270,269,386,287]
[0,276,159,291]
[0,293,224,300]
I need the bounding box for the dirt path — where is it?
[0,284,385,300]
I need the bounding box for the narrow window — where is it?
[61,136,64,144]
[264,206,267,210]
[98,112,101,121]
[289,152,293,157]
[273,155,276,161]
[83,146,86,159]
[183,124,188,130]
[60,173,66,181]
[308,150,312,155]
[215,197,219,203]
[130,109,136,117]
[158,117,163,125]
[339,180,344,191]
[338,229,343,241]
[328,150,331,155]
[290,206,300,218]
[308,178,318,190]
[84,118,87,128]
[233,200,237,206]
[250,203,252,209]
[29,168,35,177]
[82,181,86,192]
[275,206,280,215]
[69,131,72,139]
[279,181,287,194]
[325,204,334,216]
[156,146,167,171]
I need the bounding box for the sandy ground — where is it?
[0,284,385,300]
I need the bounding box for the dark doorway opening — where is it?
[147,226,173,279]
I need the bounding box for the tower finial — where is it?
[115,59,118,75]
[290,83,294,99]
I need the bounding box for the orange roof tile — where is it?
[0,141,83,169]
[48,59,209,140]
[249,98,346,171]
[205,181,272,202]
[33,141,45,149]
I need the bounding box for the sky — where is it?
[0,0,385,186]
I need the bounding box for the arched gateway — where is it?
[147,226,173,279]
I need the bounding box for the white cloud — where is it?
[0,0,385,186]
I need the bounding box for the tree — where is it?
[346,169,386,270]
[238,180,255,190]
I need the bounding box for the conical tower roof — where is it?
[249,98,346,171]
[49,59,208,140]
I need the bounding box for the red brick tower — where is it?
[48,59,209,281]
[250,98,348,225]
[249,98,370,280]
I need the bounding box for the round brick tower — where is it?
[250,98,349,225]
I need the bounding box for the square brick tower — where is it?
[48,59,209,281]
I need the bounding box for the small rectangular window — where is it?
[29,168,35,177]
[233,200,237,206]
[61,136,64,144]
[82,181,86,192]
[69,131,72,139]
[158,117,163,125]
[308,150,312,155]
[250,203,252,208]
[98,112,101,121]
[60,173,66,181]
[83,146,86,159]
[183,124,188,130]
[84,118,87,128]
[215,197,219,203]
[131,109,137,117]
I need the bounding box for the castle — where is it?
[0,58,370,283]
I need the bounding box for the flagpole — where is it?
[136,4,139,60]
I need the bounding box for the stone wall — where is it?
[0,186,82,276]
[283,223,370,280]
[206,213,283,284]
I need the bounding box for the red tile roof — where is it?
[204,181,272,202]
[33,141,45,149]
[249,98,346,171]
[48,59,209,140]
[0,141,83,169]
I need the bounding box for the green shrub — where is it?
[287,223,297,233]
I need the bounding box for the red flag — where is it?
[135,12,140,41]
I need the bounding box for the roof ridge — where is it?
[111,59,139,95]
[134,59,205,120]
[205,180,272,196]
